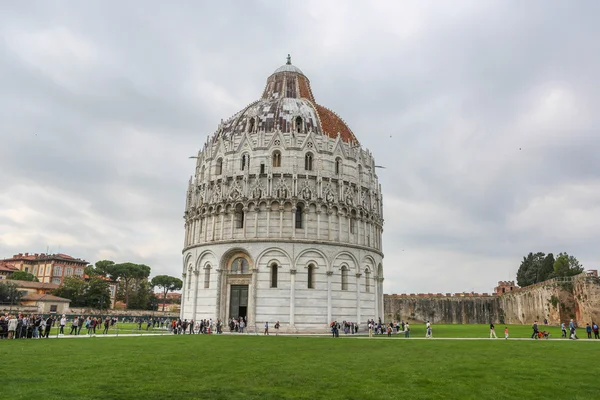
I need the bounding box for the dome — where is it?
[215,55,358,144]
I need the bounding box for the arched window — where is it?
[270,264,278,288]
[335,158,342,175]
[365,269,371,293]
[248,118,255,133]
[260,163,265,175]
[216,158,223,175]
[241,153,250,171]
[236,205,244,229]
[272,151,281,168]
[295,116,303,133]
[305,153,313,171]
[341,266,348,290]
[295,205,303,229]
[358,164,362,178]
[204,266,211,288]
[307,264,315,289]
[187,273,192,290]
[350,217,356,234]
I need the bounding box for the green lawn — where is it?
[3,334,598,399]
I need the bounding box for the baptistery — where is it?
[181,56,384,332]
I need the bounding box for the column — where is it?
[327,210,333,241]
[219,211,224,240]
[180,273,187,319]
[204,215,209,242]
[326,271,333,323]
[316,209,321,240]
[291,206,297,239]
[254,206,259,238]
[242,207,248,238]
[355,273,362,324]
[192,269,200,320]
[251,268,258,325]
[374,273,379,320]
[266,207,271,237]
[347,216,352,243]
[215,269,223,321]
[304,209,308,239]
[379,277,384,320]
[289,269,296,329]
[210,212,216,241]
[279,206,284,238]
[230,212,234,239]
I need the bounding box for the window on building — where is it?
[204,266,211,288]
[65,267,73,276]
[272,151,281,168]
[350,218,355,234]
[24,267,29,273]
[307,264,315,289]
[216,158,223,175]
[75,268,83,276]
[365,270,371,293]
[241,153,250,171]
[305,153,313,171]
[248,118,255,133]
[187,274,192,290]
[49,305,58,313]
[260,163,265,175]
[296,116,303,133]
[295,205,303,229]
[341,266,348,290]
[335,158,342,175]
[236,205,244,229]
[53,266,62,276]
[51,278,61,285]
[271,264,278,288]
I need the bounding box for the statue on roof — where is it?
[286,54,292,65]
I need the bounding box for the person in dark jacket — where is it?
[43,316,53,338]
[531,321,539,339]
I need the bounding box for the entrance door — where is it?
[229,285,249,319]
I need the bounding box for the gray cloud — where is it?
[1,1,599,293]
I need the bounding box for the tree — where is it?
[53,276,87,306]
[538,253,555,282]
[0,281,24,305]
[151,275,183,311]
[553,253,584,277]
[113,263,151,305]
[84,277,112,309]
[516,252,546,287]
[8,271,39,282]
[126,279,156,310]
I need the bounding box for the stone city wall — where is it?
[384,274,600,325]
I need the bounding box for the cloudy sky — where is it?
[1,1,598,294]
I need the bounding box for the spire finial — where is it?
[286,54,291,65]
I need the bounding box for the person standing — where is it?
[404,322,410,338]
[43,315,53,338]
[504,327,509,340]
[593,322,599,339]
[70,317,78,335]
[561,322,567,338]
[426,321,432,338]
[264,321,269,335]
[489,323,498,339]
[274,321,280,336]
[585,323,592,339]
[7,315,17,339]
[59,315,66,335]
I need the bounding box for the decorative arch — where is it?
[219,247,253,271]
[331,251,359,273]
[195,249,218,272]
[255,247,293,271]
[294,248,330,271]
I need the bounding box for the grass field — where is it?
[38,322,589,338]
[3,330,598,399]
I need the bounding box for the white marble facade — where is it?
[181,57,384,332]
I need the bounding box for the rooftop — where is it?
[21,293,71,303]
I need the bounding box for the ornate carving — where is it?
[212,183,222,203]
[300,180,313,201]
[323,183,335,204]
[344,186,354,206]
[229,180,243,201]
[274,177,290,199]
[251,179,265,200]
[290,269,297,275]
[326,271,333,276]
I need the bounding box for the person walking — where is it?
[43,315,53,338]
[426,321,432,338]
[489,322,498,339]
[561,322,567,338]
[274,321,280,336]
[264,321,269,335]
[531,321,539,339]
[70,317,78,335]
[569,319,578,340]
[593,322,599,339]
[404,322,410,338]
[103,317,110,334]
[504,326,509,340]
